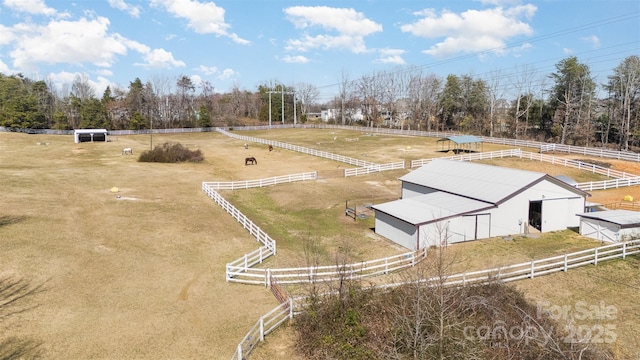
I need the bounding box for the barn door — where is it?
[529,201,542,231]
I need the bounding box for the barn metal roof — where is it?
[400,159,549,204]
[437,135,483,144]
[577,210,640,228]
[372,191,493,226]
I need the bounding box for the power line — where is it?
[314,10,640,93]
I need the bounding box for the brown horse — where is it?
[245,156,257,165]
[268,144,273,152]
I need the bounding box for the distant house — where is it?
[577,210,640,242]
[372,159,590,250]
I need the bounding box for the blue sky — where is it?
[0,0,638,102]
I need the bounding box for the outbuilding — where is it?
[577,210,640,242]
[372,159,590,250]
[74,129,108,143]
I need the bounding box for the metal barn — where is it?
[372,159,589,250]
[577,210,640,242]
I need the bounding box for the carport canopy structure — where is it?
[437,135,483,153]
[74,129,108,143]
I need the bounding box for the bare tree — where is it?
[295,82,319,119]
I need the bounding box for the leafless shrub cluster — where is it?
[138,142,204,163]
[294,246,614,360]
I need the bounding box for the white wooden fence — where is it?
[217,128,376,167]
[410,149,640,192]
[202,183,276,259]
[226,248,427,286]
[203,172,317,190]
[315,124,640,163]
[344,161,406,176]
[232,239,640,360]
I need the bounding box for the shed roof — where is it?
[577,210,640,228]
[437,135,482,144]
[372,191,493,226]
[74,129,108,134]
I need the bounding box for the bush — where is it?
[138,142,204,163]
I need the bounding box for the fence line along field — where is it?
[2,128,640,359]
[1,130,377,359]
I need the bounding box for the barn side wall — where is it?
[374,211,417,250]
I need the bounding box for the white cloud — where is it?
[374,49,406,65]
[581,35,600,48]
[190,74,203,86]
[283,6,382,53]
[150,0,250,45]
[563,47,573,54]
[3,0,56,16]
[0,24,16,45]
[281,55,309,64]
[46,71,114,95]
[218,68,236,80]
[197,65,218,75]
[136,48,186,69]
[108,0,141,18]
[9,17,128,71]
[0,59,10,73]
[401,4,536,58]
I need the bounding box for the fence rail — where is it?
[410,149,640,192]
[344,161,406,176]
[203,172,317,190]
[232,239,640,360]
[226,248,427,286]
[217,128,376,167]
[202,183,276,258]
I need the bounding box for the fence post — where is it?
[289,298,294,320]
[594,248,598,266]
[237,344,242,360]
[259,316,265,341]
[530,260,535,279]
[266,269,271,288]
[564,254,568,272]
[259,247,263,264]
[244,254,248,271]
[622,242,626,259]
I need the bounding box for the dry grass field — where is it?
[1,128,639,359]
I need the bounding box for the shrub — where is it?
[138,142,204,163]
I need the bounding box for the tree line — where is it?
[1,55,638,149]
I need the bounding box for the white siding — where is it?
[579,218,621,242]
[401,182,436,199]
[374,212,417,250]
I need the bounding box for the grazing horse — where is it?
[122,147,133,155]
[268,144,273,152]
[245,156,257,165]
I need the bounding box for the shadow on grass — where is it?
[0,216,26,228]
[0,337,43,360]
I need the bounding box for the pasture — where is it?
[1,128,639,359]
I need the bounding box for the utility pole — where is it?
[268,87,296,126]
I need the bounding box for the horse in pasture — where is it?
[122,147,133,155]
[245,157,257,165]
[268,144,273,152]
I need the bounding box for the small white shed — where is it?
[74,129,108,143]
[577,210,640,242]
